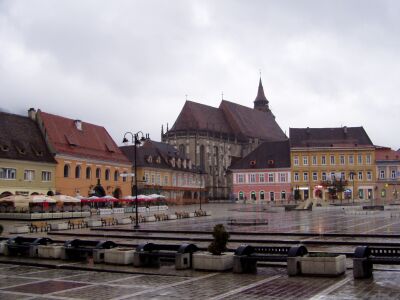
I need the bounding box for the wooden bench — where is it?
[154,213,168,221]
[130,214,145,223]
[233,245,308,273]
[101,217,117,226]
[354,246,400,278]
[68,219,88,229]
[194,210,207,217]
[62,239,117,262]
[5,236,53,257]
[134,242,199,269]
[29,221,51,233]
[175,211,189,219]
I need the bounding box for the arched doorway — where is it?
[113,188,122,199]
[0,191,12,198]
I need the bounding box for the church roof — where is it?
[289,127,374,148]
[254,78,268,105]
[169,97,287,142]
[229,140,291,170]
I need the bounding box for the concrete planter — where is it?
[145,216,156,222]
[38,245,63,259]
[0,241,6,255]
[193,251,234,271]
[300,254,346,276]
[87,220,102,227]
[105,248,135,265]
[10,225,29,234]
[189,212,195,218]
[167,214,177,220]
[62,212,73,218]
[50,223,68,231]
[117,218,131,225]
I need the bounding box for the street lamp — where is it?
[349,171,355,204]
[122,131,147,230]
[198,169,203,211]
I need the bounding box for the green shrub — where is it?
[208,224,229,255]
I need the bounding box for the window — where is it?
[322,172,327,181]
[96,168,101,179]
[340,155,345,165]
[86,167,91,179]
[105,169,110,181]
[237,174,245,183]
[260,191,265,200]
[392,170,397,179]
[268,173,274,182]
[358,154,363,165]
[164,175,168,185]
[259,174,265,183]
[379,170,385,179]
[358,171,363,180]
[239,191,244,200]
[367,171,372,181]
[279,173,287,182]
[303,172,308,181]
[41,171,51,181]
[281,191,286,200]
[321,155,326,165]
[330,172,335,180]
[151,174,155,184]
[114,170,119,181]
[24,170,35,181]
[270,191,275,201]
[156,173,161,185]
[122,172,127,182]
[349,155,354,165]
[294,156,299,166]
[366,154,371,164]
[358,189,364,199]
[341,172,345,180]
[312,172,318,181]
[303,156,308,166]
[312,156,317,165]
[251,191,256,200]
[172,174,177,186]
[75,165,81,179]
[349,172,354,181]
[330,155,335,165]
[381,189,386,198]
[63,164,70,178]
[249,174,256,183]
[294,172,299,182]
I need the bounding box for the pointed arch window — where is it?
[63,164,70,178]
[75,165,81,179]
[96,168,101,179]
[105,169,110,181]
[86,167,91,179]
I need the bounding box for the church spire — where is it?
[253,77,270,112]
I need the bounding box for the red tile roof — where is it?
[375,148,400,161]
[37,110,130,164]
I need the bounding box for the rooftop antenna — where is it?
[185,94,188,100]
[221,91,224,100]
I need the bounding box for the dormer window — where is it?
[250,160,256,167]
[16,146,26,155]
[268,159,275,166]
[147,156,153,163]
[183,159,187,169]
[0,145,9,152]
[177,159,181,168]
[156,156,161,164]
[171,158,176,167]
[74,120,82,131]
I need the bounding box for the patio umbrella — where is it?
[148,194,166,199]
[52,195,81,203]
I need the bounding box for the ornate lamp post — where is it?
[122,131,147,230]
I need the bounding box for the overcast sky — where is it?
[1,0,399,149]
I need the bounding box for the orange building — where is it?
[29,109,131,197]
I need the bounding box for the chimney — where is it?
[28,108,36,121]
[74,120,82,131]
[343,126,348,134]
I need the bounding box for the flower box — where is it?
[300,254,346,276]
[38,245,63,259]
[192,251,234,271]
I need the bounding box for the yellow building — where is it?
[290,127,376,201]
[0,112,56,197]
[30,109,131,198]
[121,140,206,204]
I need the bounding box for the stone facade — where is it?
[162,79,287,199]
